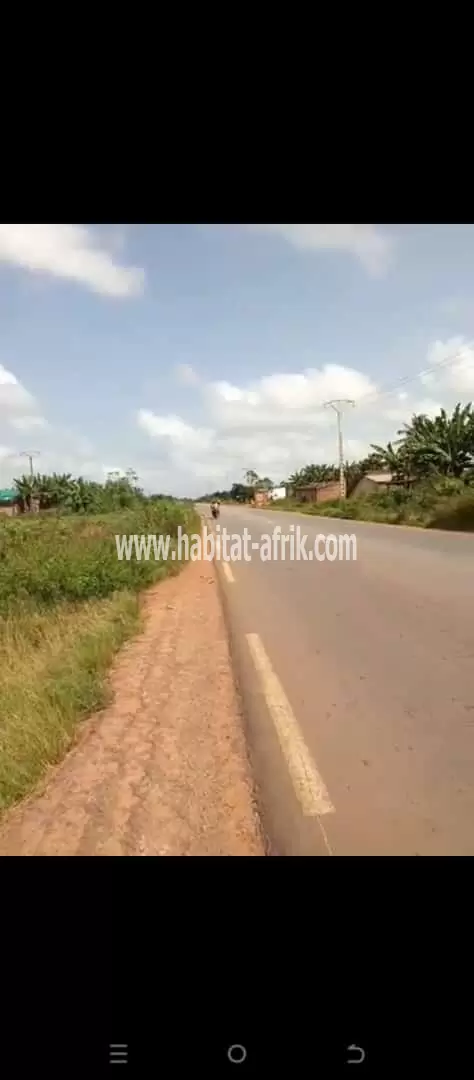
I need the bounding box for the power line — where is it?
[351,345,474,411]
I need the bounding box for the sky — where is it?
[1,223,474,496]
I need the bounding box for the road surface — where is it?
[209,505,474,856]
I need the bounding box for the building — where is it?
[0,488,20,517]
[294,480,341,505]
[268,486,287,501]
[350,472,415,498]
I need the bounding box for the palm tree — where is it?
[289,464,337,487]
[396,403,474,479]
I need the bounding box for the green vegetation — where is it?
[0,477,199,811]
[287,456,383,498]
[202,403,474,530]
[270,478,474,529]
[12,467,187,514]
[0,502,195,615]
[0,593,140,809]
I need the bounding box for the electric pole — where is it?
[324,400,355,498]
[19,450,40,477]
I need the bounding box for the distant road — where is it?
[211,505,474,856]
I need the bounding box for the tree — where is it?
[244,469,259,487]
[369,441,412,482]
[211,403,474,508]
[288,464,336,487]
[230,482,253,502]
[13,468,147,514]
[396,403,474,480]
[14,474,37,511]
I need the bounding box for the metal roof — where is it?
[365,472,395,483]
[0,488,18,503]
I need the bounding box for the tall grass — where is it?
[0,501,199,811]
[0,502,196,614]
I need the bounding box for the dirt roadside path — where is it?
[0,557,265,856]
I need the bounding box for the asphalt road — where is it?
[208,505,474,856]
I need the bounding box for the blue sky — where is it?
[1,223,474,495]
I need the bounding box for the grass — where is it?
[0,502,197,614]
[0,594,141,809]
[265,481,474,531]
[0,501,200,811]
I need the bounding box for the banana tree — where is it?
[397,403,474,479]
[369,441,413,483]
[14,474,40,511]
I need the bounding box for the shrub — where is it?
[0,501,198,616]
[269,483,474,531]
[428,492,474,530]
[0,499,200,811]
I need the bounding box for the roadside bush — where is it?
[428,492,474,530]
[268,483,474,530]
[0,501,198,615]
[0,499,200,811]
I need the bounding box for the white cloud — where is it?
[137,363,381,487]
[0,363,46,433]
[382,398,442,424]
[236,224,393,275]
[0,363,117,488]
[3,332,474,498]
[0,224,144,297]
[9,414,47,432]
[0,364,170,492]
[206,365,375,432]
[423,337,474,393]
[175,363,200,386]
[64,433,95,457]
[0,363,35,407]
[136,339,474,492]
[137,409,213,453]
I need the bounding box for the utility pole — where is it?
[324,400,355,498]
[19,450,40,477]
